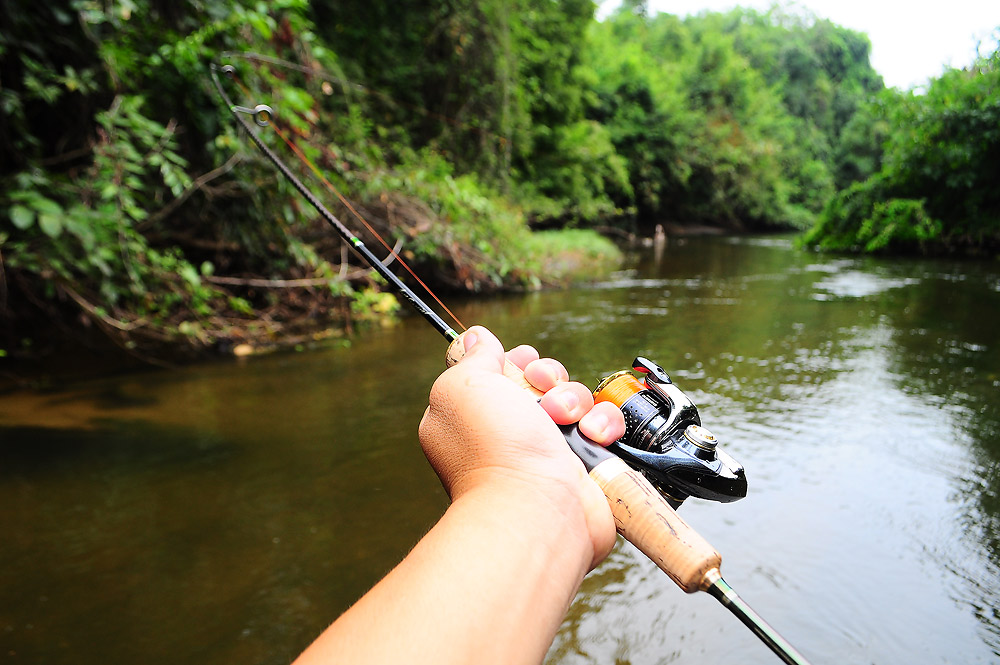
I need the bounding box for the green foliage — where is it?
[0,0,353,351]
[365,149,542,289]
[514,120,632,222]
[349,288,400,321]
[857,199,943,252]
[308,0,620,223]
[832,95,890,185]
[3,91,197,310]
[519,229,623,285]
[805,41,1000,254]
[580,5,877,231]
[4,0,993,358]
[802,176,944,253]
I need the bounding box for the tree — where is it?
[804,42,1000,254]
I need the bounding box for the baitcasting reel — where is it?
[593,357,747,509]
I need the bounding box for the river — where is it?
[2,235,999,664]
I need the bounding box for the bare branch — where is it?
[139,153,243,229]
[203,263,388,289]
[59,283,147,332]
[204,275,343,288]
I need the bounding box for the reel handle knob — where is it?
[444,331,722,593]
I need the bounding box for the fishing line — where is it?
[210,62,461,340]
[267,122,466,332]
[211,57,813,665]
[210,62,465,338]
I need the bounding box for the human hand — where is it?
[418,326,626,568]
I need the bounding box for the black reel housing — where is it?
[595,357,747,509]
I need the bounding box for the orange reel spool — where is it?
[593,371,645,408]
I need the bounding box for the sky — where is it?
[598,1,1000,90]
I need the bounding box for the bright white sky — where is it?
[598,1,1000,90]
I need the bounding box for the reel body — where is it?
[594,357,747,508]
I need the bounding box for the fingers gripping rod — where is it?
[212,61,810,664]
[445,337,811,665]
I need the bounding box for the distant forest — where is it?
[1,1,998,357]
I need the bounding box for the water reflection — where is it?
[871,260,1000,656]
[1,235,999,664]
[542,237,1000,664]
[0,347,450,664]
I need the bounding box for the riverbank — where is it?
[0,216,625,389]
[0,220,746,392]
[3,2,898,381]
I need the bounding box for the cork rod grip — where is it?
[589,457,722,592]
[444,331,722,593]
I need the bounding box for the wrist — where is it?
[452,472,597,581]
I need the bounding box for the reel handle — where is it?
[444,333,722,593]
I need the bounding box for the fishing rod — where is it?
[209,64,459,342]
[210,60,812,665]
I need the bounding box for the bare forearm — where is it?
[293,327,624,665]
[293,481,593,665]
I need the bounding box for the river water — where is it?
[2,235,999,664]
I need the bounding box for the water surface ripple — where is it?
[2,235,999,664]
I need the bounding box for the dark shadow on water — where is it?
[0,422,235,477]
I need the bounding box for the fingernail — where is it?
[463,332,479,351]
[556,391,580,412]
[588,412,611,439]
[542,360,564,385]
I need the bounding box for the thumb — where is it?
[452,326,506,374]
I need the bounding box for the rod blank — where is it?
[706,573,812,665]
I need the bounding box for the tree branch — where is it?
[58,283,148,332]
[204,275,345,288]
[139,153,243,229]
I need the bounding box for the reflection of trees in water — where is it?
[548,548,636,664]
[630,239,885,419]
[877,263,1000,654]
[510,238,1000,663]
[641,239,1000,656]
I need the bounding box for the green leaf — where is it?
[179,263,200,287]
[283,87,315,114]
[38,213,63,238]
[228,296,253,315]
[10,205,34,230]
[63,213,96,251]
[125,204,148,222]
[247,13,273,40]
[33,197,62,216]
